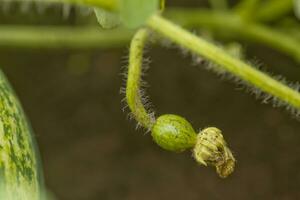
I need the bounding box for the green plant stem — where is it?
[1,9,300,62]
[126,28,155,129]
[296,0,300,19]
[255,0,294,22]
[147,15,300,109]
[234,0,262,20]
[166,9,300,62]
[208,0,228,11]
[72,0,118,10]
[234,0,294,22]
[0,26,133,49]
[11,0,119,10]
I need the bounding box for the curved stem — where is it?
[147,15,300,109]
[126,28,155,129]
[1,8,300,112]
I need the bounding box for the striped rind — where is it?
[0,70,42,200]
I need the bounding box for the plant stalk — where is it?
[147,15,300,109]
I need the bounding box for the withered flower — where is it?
[193,127,235,178]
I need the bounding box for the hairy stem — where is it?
[126,28,155,129]
[166,9,300,62]
[147,15,300,109]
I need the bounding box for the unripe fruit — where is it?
[151,114,197,152]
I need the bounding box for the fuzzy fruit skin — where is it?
[151,114,197,152]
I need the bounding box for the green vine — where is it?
[255,0,294,22]
[147,14,300,110]
[126,28,235,178]
[166,9,300,63]
[208,0,228,10]
[1,9,300,63]
[12,0,119,10]
[126,28,155,130]
[235,0,294,22]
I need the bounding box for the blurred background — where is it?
[1,0,300,199]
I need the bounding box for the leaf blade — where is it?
[120,0,159,28]
[94,8,121,29]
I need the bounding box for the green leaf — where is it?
[94,8,121,29]
[295,0,300,19]
[120,0,159,28]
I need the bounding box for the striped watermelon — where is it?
[0,70,44,200]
